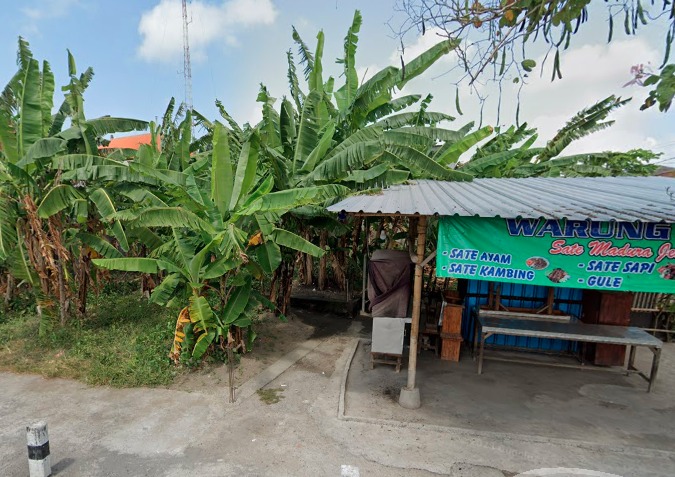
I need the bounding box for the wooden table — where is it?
[473,313,663,392]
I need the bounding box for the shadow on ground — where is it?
[292,308,353,339]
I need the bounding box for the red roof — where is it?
[100,133,160,151]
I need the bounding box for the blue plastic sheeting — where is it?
[462,280,583,353]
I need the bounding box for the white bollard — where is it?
[26,421,51,477]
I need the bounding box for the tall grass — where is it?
[0,288,179,387]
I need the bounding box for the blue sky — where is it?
[2,0,674,165]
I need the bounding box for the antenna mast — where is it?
[181,0,193,114]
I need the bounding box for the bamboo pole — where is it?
[405,215,426,391]
[361,256,367,313]
[361,219,369,315]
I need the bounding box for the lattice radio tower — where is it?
[181,0,193,115]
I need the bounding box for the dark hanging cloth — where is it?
[367,249,412,317]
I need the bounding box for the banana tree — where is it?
[237,11,494,300]
[275,12,480,189]
[90,123,338,361]
[458,96,658,178]
[0,38,147,324]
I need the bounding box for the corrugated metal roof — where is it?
[327,177,675,222]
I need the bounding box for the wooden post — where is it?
[399,215,426,409]
[361,255,367,314]
[546,287,555,314]
[361,218,369,315]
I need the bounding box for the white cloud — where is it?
[356,64,379,85]
[138,0,278,63]
[388,35,669,159]
[392,27,455,66]
[512,38,664,155]
[525,38,660,96]
[20,0,81,34]
[22,0,80,20]
[243,103,263,126]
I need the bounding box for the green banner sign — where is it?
[437,216,675,293]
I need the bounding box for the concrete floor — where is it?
[345,339,675,463]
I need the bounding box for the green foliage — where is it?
[458,95,658,179]
[397,1,675,115]
[0,38,148,325]
[641,64,675,112]
[0,290,177,387]
[0,13,663,378]
[537,96,629,163]
[255,12,486,197]
[257,387,285,404]
[86,106,333,362]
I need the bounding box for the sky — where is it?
[1,0,674,166]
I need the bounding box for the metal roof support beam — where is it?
[399,215,427,409]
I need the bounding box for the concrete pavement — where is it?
[1,317,673,476]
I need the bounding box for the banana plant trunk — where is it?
[272,256,296,316]
[303,230,313,286]
[57,259,68,326]
[4,273,14,304]
[351,217,362,258]
[76,249,90,316]
[318,230,328,291]
[278,257,295,316]
[330,234,347,291]
[269,268,279,305]
[21,196,72,324]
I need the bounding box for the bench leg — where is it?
[580,342,586,367]
[626,345,636,375]
[477,333,487,375]
[472,316,479,361]
[648,347,661,393]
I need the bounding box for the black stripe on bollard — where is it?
[27,441,50,461]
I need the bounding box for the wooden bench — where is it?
[473,311,663,392]
[478,309,573,323]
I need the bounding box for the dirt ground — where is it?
[169,305,353,394]
[292,283,355,302]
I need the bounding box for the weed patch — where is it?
[257,387,285,404]
[0,291,180,387]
